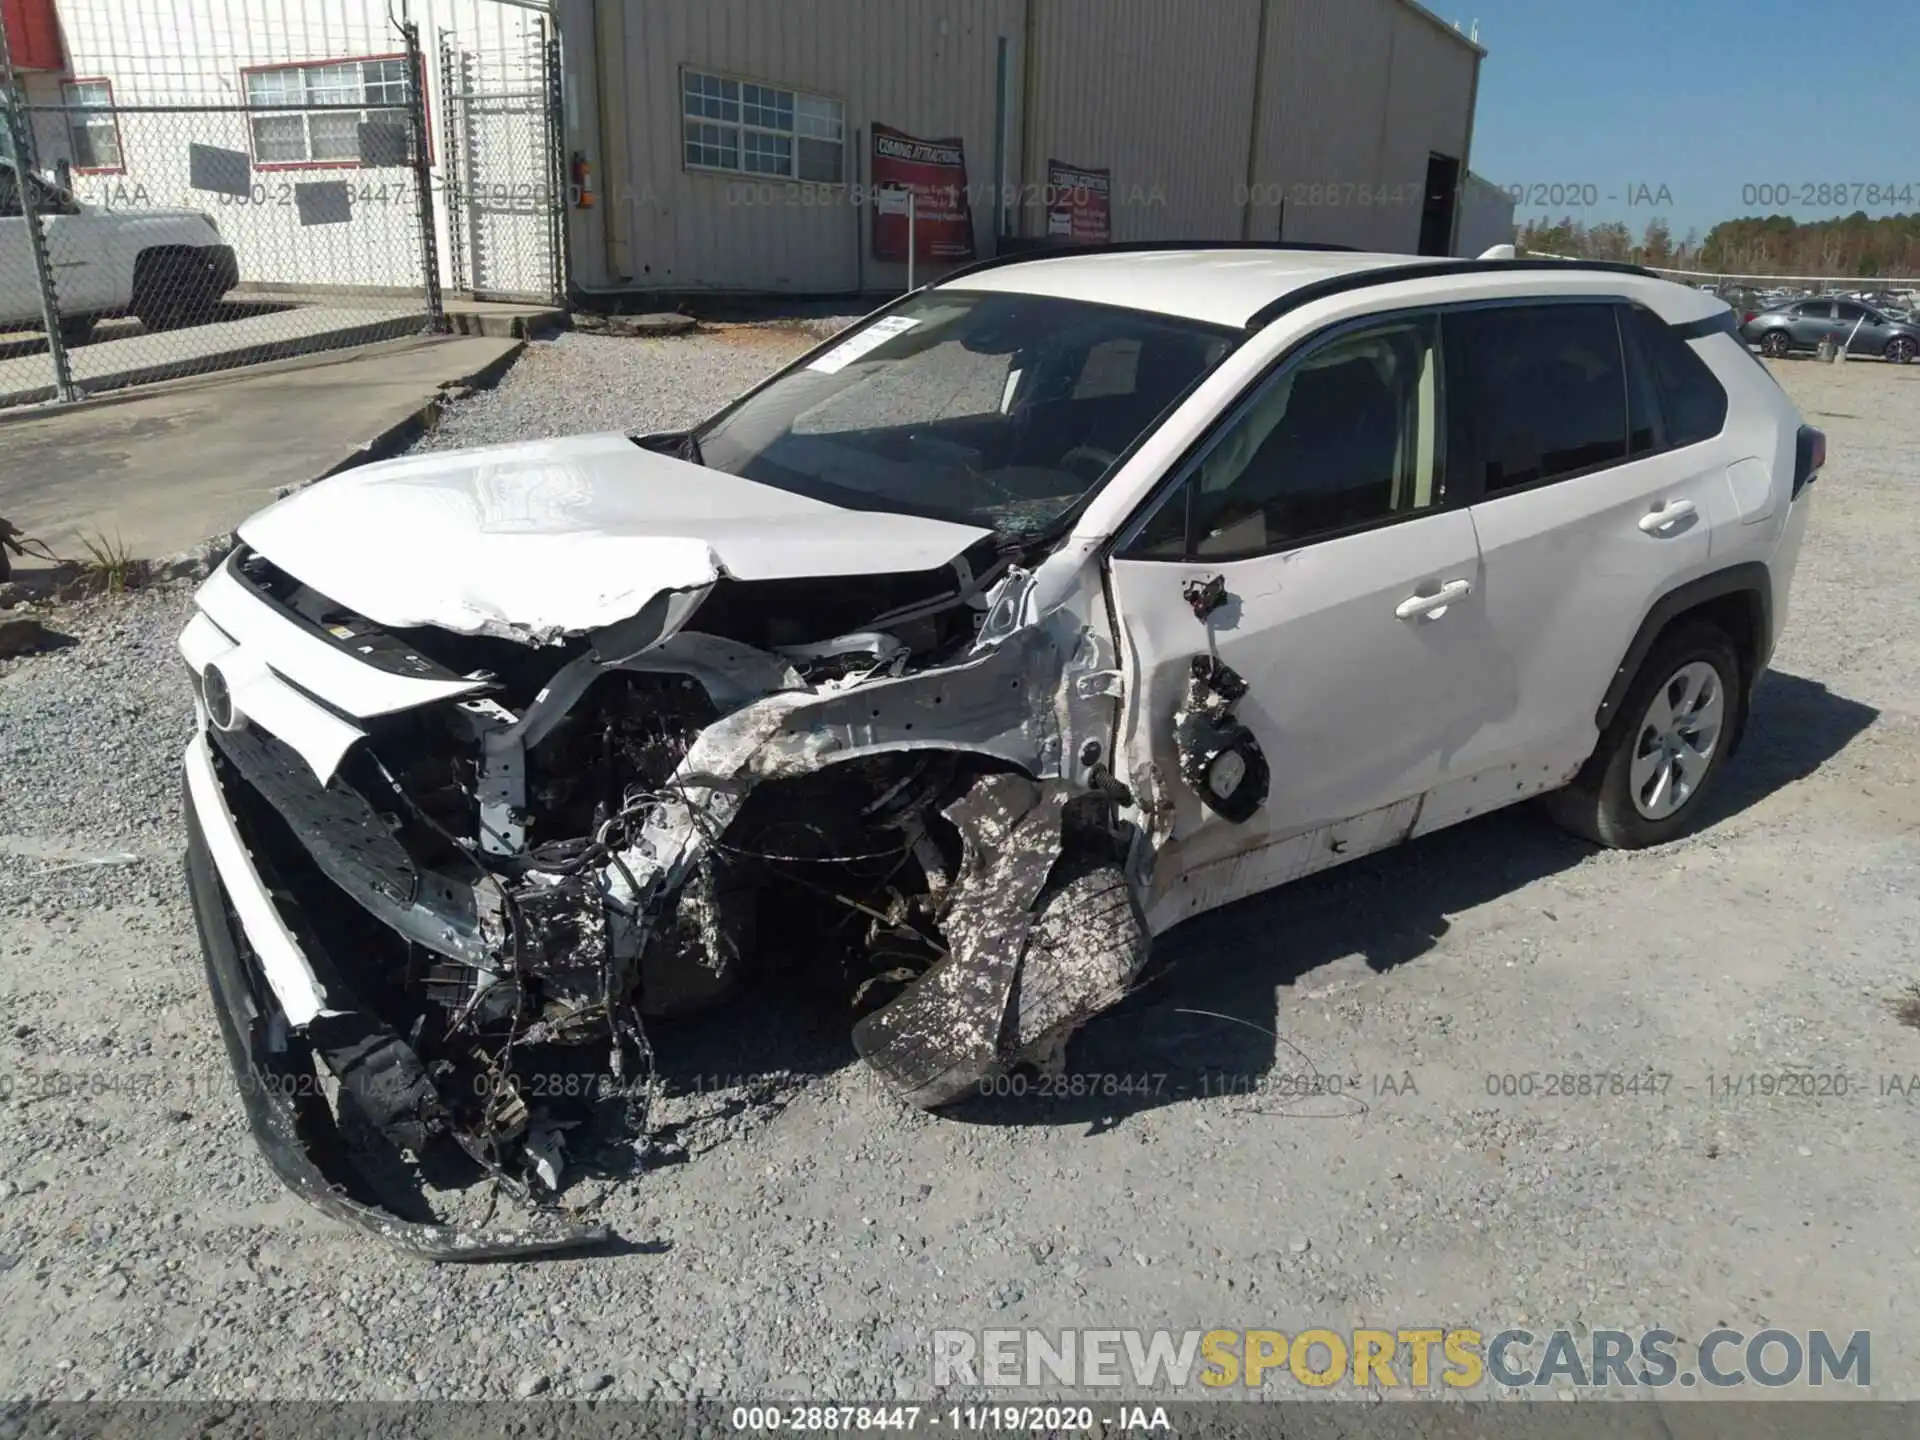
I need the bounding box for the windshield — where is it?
[693,290,1237,537]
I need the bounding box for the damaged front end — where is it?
[180,539,1151,1256]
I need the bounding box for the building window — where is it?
[63,79,124,173]
[242,56,414,168]
[681,68,844,182]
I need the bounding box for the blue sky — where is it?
[1450,0,1920,239]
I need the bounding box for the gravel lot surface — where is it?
[1,339,1916,1405]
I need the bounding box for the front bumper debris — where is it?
[185,767,611,1260]
[180,548,1154,1256]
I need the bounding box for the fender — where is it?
[1594,562,1773,749]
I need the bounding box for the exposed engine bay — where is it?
[186,532,1154,1257]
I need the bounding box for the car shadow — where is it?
[943,667,1879,1131]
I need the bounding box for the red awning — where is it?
[1,0,65,72]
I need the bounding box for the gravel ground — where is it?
[1,341,1917,1404]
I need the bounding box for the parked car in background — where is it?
[1740,295,1920,362]
[0,160,238,343]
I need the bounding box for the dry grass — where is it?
[74,531,142,596]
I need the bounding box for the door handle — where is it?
[1395,578,1472,620]
[1638,499,1697,534]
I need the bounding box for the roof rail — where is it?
[1241,256,1660,331]
[936,238,1359,287]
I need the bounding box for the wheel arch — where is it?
[1596,563,1772,756]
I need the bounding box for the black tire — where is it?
[1542,622,1744,849]
[1759,331,1792,358]
[1887,336,1918,365]
[131,258,216,333]
[56,315,96,346]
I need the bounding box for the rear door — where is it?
[1830,301,1883,355]
[1790,300,1837,348]
[1107,309,1499,923]
[1448,299,1730,781]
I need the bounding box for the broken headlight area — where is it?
[192,556,1152,1255]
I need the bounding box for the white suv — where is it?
[177,245,1820,1255]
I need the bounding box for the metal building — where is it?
[554,0,1486,297]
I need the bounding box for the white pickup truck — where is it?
[1,161,238,342]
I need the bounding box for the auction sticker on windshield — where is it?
[807,315,921,374]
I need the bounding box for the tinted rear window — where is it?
[1445,303,1629,496]
[1623,306,1730,448]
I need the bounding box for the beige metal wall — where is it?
[1250,0,1478,252]
[1017,0,1262,244]
[563,0,1025,293]
[559,0,1481,294]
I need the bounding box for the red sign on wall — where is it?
[1046,159,1112,246]
[1,0,65,72]
[870,124,975,263]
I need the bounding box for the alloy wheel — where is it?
[1629,660,1725,821]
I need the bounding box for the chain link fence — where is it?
[0,19,445,410]
[440,17,565,304]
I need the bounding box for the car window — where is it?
[1445,302,1629,496]
[1622,306,1729,449]
[696,290,1235,537]
[1125,313,1442,559]
[1795,301,1834,319]
[1831,302,1871,324]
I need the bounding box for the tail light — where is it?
[1743,312,1756,325]
[1793,425,1825,498]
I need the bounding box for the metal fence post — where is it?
[542,21,567,305]
[402,20,449,334]
[1,30,80,403]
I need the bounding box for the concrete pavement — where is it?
[0,332,523,564]
[0,305,432,409]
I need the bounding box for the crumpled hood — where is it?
[238,432,994,642]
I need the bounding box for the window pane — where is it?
[247,68,301,106]
[65,81,111,107]
[1072,339,1141,399]
[1626,306,1729,448]
[796,136,842,182]
[683,119,737,170]
[741,130,791,176]
[304,62,361,105]
[250,113,308,162]
[703,292,1230,537]
[796,94,843,140]
[742,82,793,130]
[1448,304,1628,494]
[1177,315,1443,555]
[70,116,121,169]
[362,59,410,106]
[1621,308,1661,457]
[308,111,362,161]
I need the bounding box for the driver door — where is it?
[1106,309,1501,930]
